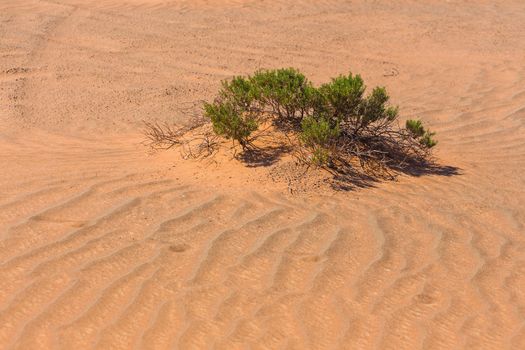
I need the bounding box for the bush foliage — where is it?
[202,68,437,177]
[203,101,257,149]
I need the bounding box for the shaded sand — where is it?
[1,0,525,348]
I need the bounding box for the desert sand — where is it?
[1,0,525,349]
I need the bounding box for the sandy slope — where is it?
[1,0,525,349]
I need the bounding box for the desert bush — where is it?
[357,87,398,126]
[406,119,438,148]
[405,119,425,137]
[300,115,340,147]
[204,68,315,147]
[420,131,438,148]
[203,101,257,149]
[219,76,257,110]
[317,73,365,122]
[147,68,438,181]
[202,68,437,174]
[300,115,340,165]
[250,68,314,122]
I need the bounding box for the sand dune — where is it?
[1,0,525,349]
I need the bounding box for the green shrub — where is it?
[310,148,331,166]
[204,101,257,149]
[300,115,340,166]
[251,68,314,121]
[420,131,438,148]
[406,119,437,148]
[405,119,425,137]
[300,115,340,147]
[318,73,365,121]
[358,87,398,125]
[219,76,257,109]
[318,76,400,136]
[201,68,438,173]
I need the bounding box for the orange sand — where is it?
[1,1,524,349]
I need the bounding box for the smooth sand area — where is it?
[1,1,524,349]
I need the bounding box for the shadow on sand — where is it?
[329,162,461,191]
[236,144,293,168]
[237,145,461,192]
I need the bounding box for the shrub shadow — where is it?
[237,144,293,167]
[329,161,461,191]
[396,163,461,177]
[330,170,380,191]
[235,145,461,192]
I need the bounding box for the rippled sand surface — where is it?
[1,1,525,349]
